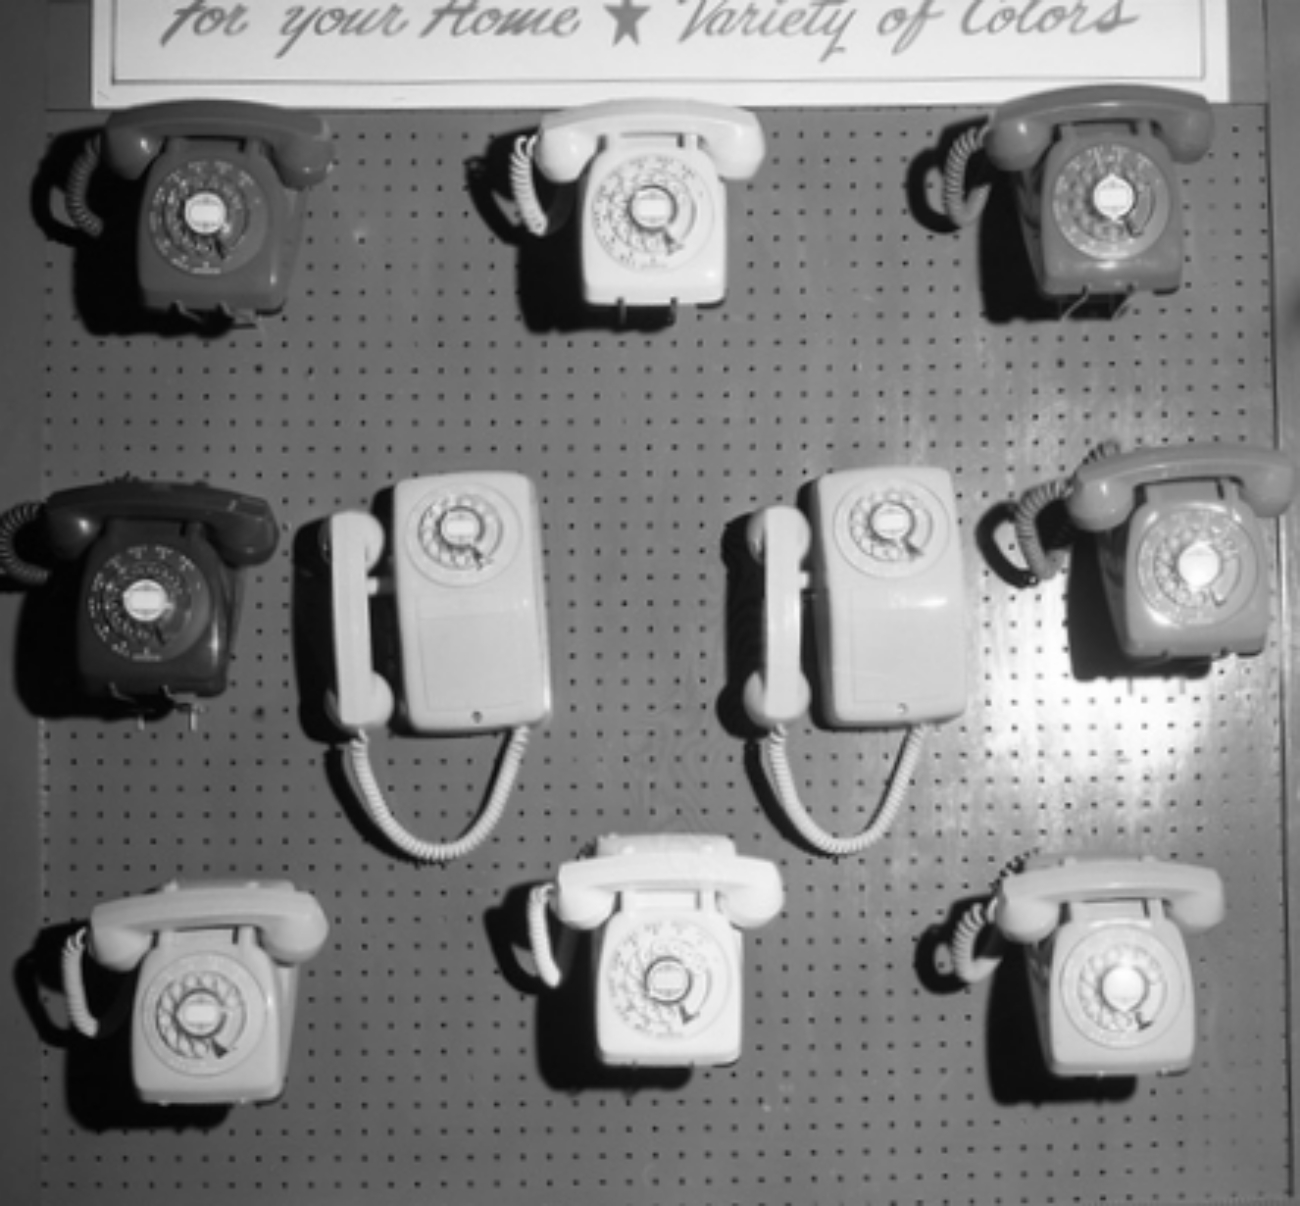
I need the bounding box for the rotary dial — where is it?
[1053,141,1170,261]
[415,492,505,574]
[86,544,207,662]
[606,918,729,1039]
[141,952,263,1076]
[592,155,712,271]
[844,487,938,574]
[148,158,265,276]
[1137,508,1250,627]
[1062,925,1182,1049]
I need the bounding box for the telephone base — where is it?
[132,930,298,1105]
[137,143,308,320]
[592,908,743,1069]
[1026,911,1197,1078]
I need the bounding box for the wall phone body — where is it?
[743,467,967,856]
[516,98,765,311]
[73,100,334,322]
[325,471,551,862]
[543,834,783,1067]
[1065,445,1295,661]
[809,466,967,724]
[28,479,279,705]
[977,85,1213,299]
[993,855,1224,1077]
[328,471,551,736]
[746,466,967,728]
[67,880,329,1105]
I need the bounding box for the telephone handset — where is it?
[65,100,335,323]
[324,471,552,863]
[528,834,783,1067]
[942,84,1213,300]
[0,479,279,708]
[743,467,968,856]
[511,98,765,312]
[1062,444,1295,662]
[949,855,1224,1076]
[63,880,330,1104]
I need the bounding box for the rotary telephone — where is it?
[65,100,335,323]
[0,479,279,710]
[943,85,1213,300]
[527,833,783,1067]
[743,467,968,856]
[949,855,1224,1077]
[1011,444,1295,663]
[62,880,330,1105]
[510,98,766,314]
[324,471,552,863]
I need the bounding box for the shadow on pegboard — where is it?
[982,945,1137,1107]
[16,923,231,1132]
[33,128,239,341]
[715,512,770,743]
[485,883,691,1096]
[464,130,681,337]
[916,907,1137,1106]
[290,519,347,747]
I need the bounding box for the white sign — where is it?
[93,0,1229,109]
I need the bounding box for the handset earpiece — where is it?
[43,505,106,562]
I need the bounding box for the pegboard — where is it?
[13,82,1296,1206]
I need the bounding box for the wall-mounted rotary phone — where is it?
[943,85,1213,301]
[949,855,1224,1077]
[1011,443,1295,664]
[743,467,968,856]
[65,100,335,323]
[511,98,765,314]
[528,833,783,1068]
[63,880,329,1105]
[325,471,552,863]
[0,479,279,709]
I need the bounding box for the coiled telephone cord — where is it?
[510,136,551,236]
[949,900,1003,985]
[527,883,563,988]
[509,134,574,238]
[942,126,991,230]
[1012,440,1121,584]
[762,723,927,858]
[65,136,106,239]
[62,928,100,1038]
[345,725,530,864]
[0,500,50,586]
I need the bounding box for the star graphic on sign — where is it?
[605,0,650,45]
